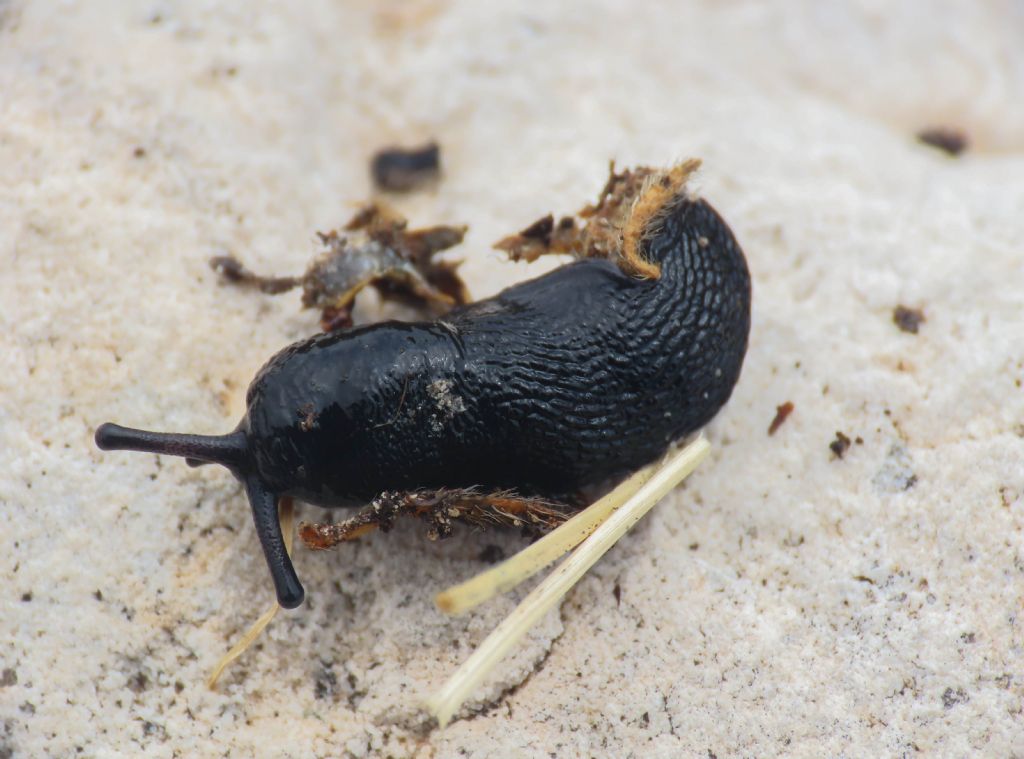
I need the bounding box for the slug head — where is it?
[94,421,305,609]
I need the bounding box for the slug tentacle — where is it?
[245,477,304,609]
[94,423,249,470]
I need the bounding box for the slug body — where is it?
[96,171,751,610]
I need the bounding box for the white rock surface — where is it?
[2,2,1022,756]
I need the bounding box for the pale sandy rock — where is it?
[1,2,1023,757]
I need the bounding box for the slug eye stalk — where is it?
[94,423,249,470]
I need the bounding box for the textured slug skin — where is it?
[245,195,751,508]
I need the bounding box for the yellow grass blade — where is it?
[426,437,710,727]
[435,465,656,615]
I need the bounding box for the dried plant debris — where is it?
[209,257,300,295]
[893,305,925,334]
[494,159,701,279]
[211,204,469,331]
[298,488,572,549]
[370,141,441,192]
[768,401,794,436]
[917,127,968,156]
[494,213,579,264]
[829,431,852,460]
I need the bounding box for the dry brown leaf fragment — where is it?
[211,203,469,330]
[492,159,701,280]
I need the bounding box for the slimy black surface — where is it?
[96,193,751,608]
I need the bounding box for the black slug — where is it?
[95,161,751,610]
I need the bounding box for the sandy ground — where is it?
[2,1,1023,757]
